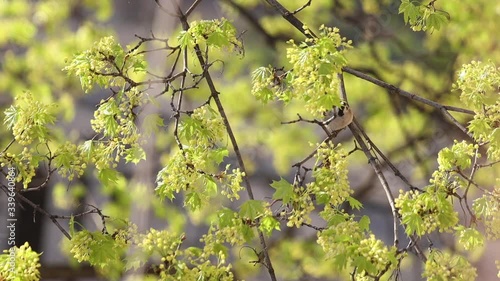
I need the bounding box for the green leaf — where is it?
[358,215,370,231]
[333,252,349,270]
[81,140,94,161]
[437,141,475,171]
[254,87,274,103]
[468,118,491,141]
[142,113,165,135]
[252,66,272,82]
[103,114,118,137]
[207,31,230,47]
[124,146,146,164]
[3,105,18,129]
[185,192,202,210]
[210,148,228,164]
[239,200,265,220]
[179,117,208,141]
[98,168,119,187]
[205,177,218,197]
[318,61,335,75]
[186,246,203,256]
[270,178,294,204]
[427,11,449,31]
[213,243,229,257]
[455,225,484,251]
[88,233,119,267]
[259,216,281,236]
[399,0,421,24]
[177,30,193,49]
[472,196,489,217]
[347,196,363,210]
[326,213,348,227]
[241,224,255,241]
[354,255,376,273]
[124,250,148,271]
[217,208,236,227]
[402,213,424,235]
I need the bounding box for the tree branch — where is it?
[264,0,316,38]
[12,189,72,240]
[349,120,399,246]
[175,6,277,281]
[342,67,475,138]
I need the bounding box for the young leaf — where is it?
[239,200,265,220]
[270,178,294,204]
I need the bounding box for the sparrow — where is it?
[328,102,353,132]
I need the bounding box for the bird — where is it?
[328,101,353,133]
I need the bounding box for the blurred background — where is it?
[0,0,499,280]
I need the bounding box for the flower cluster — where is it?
[178,18,242,52]
[354,235,398,278]
[423,251,477,281]
[156,105,245,209]
[318,210,398,278]
[0,147,39,189]
[187,105,226,148]
[308,142,352,207]
[317,217,364,263]
[284,185,316,228]
[68,230,127,279]
[454,61,500,160]
[64,36,146,93]
[286,26,351,116]
[473,182,500,239]
[4,91,56,146]
[395,189,458,236]
[219,167,245,201]
[201,209,251,248]
[54,142,87,180]
[252,25,352,117]
[0,242,41,281]
[136,228,234,280]
[138,229,183,263]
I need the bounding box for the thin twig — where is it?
[13,190,72,240]
[301,222,326,231]
[264,0,316,38]
[291,0,312,15]
[186,0,204,17]
[223,0,278,47]
[154,0,177,17]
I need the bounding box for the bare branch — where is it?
[342,67,475,138]
[353,118,420,191]
[13,190,72,240]
[186,0,204,17]
[263,0,316,38]
[291,0,312,15]
[223,0,278,47]
[349,120,399,245]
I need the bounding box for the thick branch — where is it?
[349,120,399,246]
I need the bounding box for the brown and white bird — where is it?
[328,102,353,132]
